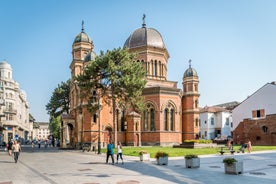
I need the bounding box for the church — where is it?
[61,16,200,149]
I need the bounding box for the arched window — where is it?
[163,102,175,131]
[150,109,155,131]
[164,109,168,130]
[120,111,125,131]
[195,100,198,108]
[154,60,157,76]
[143,103,155,131]
[92,90,97,103]
[170,109,174,131]
[93,114,97,123]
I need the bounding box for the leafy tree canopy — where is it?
[46,79,70,117]
[75,47,147,114]
[49,116,61,139]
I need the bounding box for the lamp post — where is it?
[97,96,102,154]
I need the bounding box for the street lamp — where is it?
[97,95,102,154]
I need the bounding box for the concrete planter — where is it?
[140,153,150,161]
[157,156,168,165]
[224,162,243,175]
[185,158,200,168]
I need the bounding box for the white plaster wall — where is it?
[232,83,276,130]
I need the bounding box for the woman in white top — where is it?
[116,142,124,164]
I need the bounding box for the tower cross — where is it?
[142,14,146,27]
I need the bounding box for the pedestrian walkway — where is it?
[1,146,276,184]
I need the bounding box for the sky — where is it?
[1,0,276,122]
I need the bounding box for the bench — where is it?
[219,147,235,155]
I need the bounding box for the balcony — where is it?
[3,108,17,114]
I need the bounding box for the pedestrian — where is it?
[38,139,41,149]
[52,138,55,147]
[44,140,48,148]
[7,139,13,156]
[106,140,114,164]
[31,141,35,151]
[116,142,124,164]
[247,140,252,153]
[12,140,21,163]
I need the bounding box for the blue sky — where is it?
[1,0,276,122]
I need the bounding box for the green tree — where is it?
[46,79,70,139]
[75,47,146,146]
[49,116,61,139]
[46,79,70,117]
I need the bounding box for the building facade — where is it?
[200,106,232,140]
[0,61,30,144]
[33,122,50,141]
[61,18,200,149]
[233,82,276,145]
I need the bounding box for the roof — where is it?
[73,21,92,44]
[124,16,166,49]
[200,106,230,113]
[183,60,198,78]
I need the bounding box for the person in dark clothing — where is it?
[7,139,13,156]
[106,141,114,164]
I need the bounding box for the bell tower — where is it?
[182,60,200,140]
[70,21,93,78]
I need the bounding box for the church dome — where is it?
[84,51,97,62]
[184,60,198,78]
[124,16,166,49]
[73,21,92,44]
[74,32,91,43]
[0,61,12,70]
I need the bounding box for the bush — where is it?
[223,157,237,165]
[139,150,148,155]
[185,154,198,159]
[184,139,213,144]
[155,151,169,158]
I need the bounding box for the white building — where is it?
[232,82,276,130]
[200,106,232,140]
[0,61,30,143]
[33,122,50,140]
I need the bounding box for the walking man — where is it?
[106,140,114,164]
[12,140,21,163]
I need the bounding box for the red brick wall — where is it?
[233,114,276,145]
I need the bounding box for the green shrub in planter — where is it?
[223,157,237,165]
[185,154,198,159]
[155,151,169,159]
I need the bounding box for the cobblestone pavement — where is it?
[0,146,276,184]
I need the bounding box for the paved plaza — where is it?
[0,146,276,184]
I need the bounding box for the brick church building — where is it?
[61,17,200,149]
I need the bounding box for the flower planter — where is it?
[224,162,243,175]
[157,156,168,165]
[185,158,200,168]
[140,153,150,161]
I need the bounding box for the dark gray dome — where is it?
[84,51,97,62]
[73,21,92,44]
[74,31,91,43]
[184,61,198,78]
[124,26,166,49]
[184,67,198,78]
